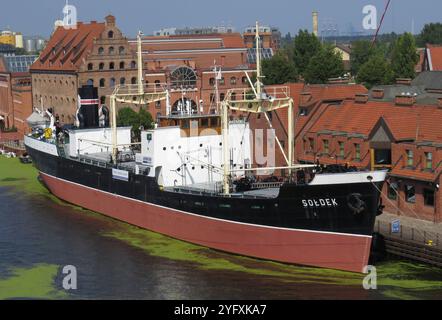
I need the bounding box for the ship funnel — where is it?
[77,85,99,129]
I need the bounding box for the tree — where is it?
[303,45,345,84]
[291,30,321,76]
[117,107,154,141]
[357,53,394,88]
[262,51,298,85]
[390,33,419,79]
[417,23,442,46]
[350,40,390,76]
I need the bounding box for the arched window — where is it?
[231,92,237,101]
[99,63,104,70]
[219,77,225,85]
[131,61,136,69]
[109,62,115,70]
[242,76,248,84]
[209,78,215,86]
[170,66,197,88]
[119,61,125,69]
[230,77,237,85]
[87,63,93,71]
[109,47,115,55]
[87,79,94,86]
[220,93,225,101]
[108,31,114,39]
[131,77,137,85]
[110,78,116,88]
[120,78,126,85]
[98,47,104,55]
[119,46,125,55]
[99,78,105,88]
[100,96,106,105]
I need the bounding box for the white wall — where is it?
[69,127,132,157]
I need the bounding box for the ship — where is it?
[24,24,386,273]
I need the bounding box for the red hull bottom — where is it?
[41,172,372,273]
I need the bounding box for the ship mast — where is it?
[221,21,295,195]
[110,31,168,165]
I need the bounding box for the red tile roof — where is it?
[304,84,368,101]
[30,22,105,72]
[308,100,442,143]
[428,45,442,71]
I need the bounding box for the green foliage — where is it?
[262,51,298,85]
[117,107,154,141]
[417,23,442,46]
[303,45,345,84]
[390,33,419,79]
[291,30,321,76]
[356,53,394,88]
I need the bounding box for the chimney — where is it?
[300,92,312,106]
[372,89,385,99]
[355,93,369,104]
[396,78,412,85]
[312,12,319,37]
[395,94,415,106]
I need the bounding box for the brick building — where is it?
[132,32,253,117]
[30,15,254,123]
[0,55,36,134]
[30,15,138,124]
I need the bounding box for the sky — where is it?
[1,0,441,38]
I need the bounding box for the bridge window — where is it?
[170,66,197,88]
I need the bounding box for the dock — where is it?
[375,212,442,267]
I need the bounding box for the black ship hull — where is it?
[25,139,385,272]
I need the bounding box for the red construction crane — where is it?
[371,0,392,47]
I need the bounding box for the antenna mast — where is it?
[255,21,262,98]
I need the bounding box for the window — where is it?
[109,62,115,70]
[110,78,116,88]
[87,79,94,86]
[87,63,93,71]
[109,47,115,55]
[119,46,125,55]
[406,150,414,167]
[99,63,104,70]
[209,78,215,86]
[231,92,237,101]
[131,77,137,85]
[230,77,237,85]
[220,93,225,101]
[98,47,104,55]
[405,184,416,203]
[323,140,329,154]
[131,61,136,69]
[242,76,248,84]
[119,61,125,69]
[108,31,114,39]
[339,142,345,157]
[155,101,161,109]
[155,80,161,88]
[170,66,197,88]
[425,152,433,170]
[219,77,225,85]
[355,144,361,161]
[309,138,315,151]
[210,94,215,103]
[299,108,308,116]
[424,189,435,207]
[99,78,105,88]
[100,96,106,105]
[120,77,126,85]
[388,183,398,200]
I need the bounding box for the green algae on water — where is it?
[0,264,68,300]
